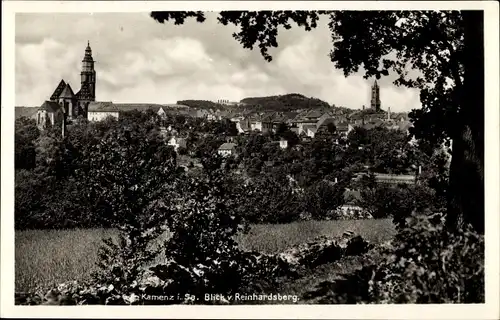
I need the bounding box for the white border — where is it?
[2,1,499,319]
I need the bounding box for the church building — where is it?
[370,80,381,111]
[36,41,96,128]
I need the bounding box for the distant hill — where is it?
[177,100,223,110]
[113,103,190,113]
[240,93,331,112]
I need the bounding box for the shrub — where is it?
[368,212,484,303]
[15,117,40,170]
[239,172,302,223]
[302,180,345,220]
[359,183,440,228]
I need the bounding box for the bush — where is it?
[239,172,303,223]
[302,181,345,220]
[368,213,484,303]
[359,184,440,228]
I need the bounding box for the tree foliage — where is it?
[15,117,40,170]
[240,93,330,111]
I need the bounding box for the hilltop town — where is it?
[15,42,413,141]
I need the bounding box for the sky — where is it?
[15,12,421,112]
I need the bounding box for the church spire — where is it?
[80,41,96,101]
[370,79,381,111]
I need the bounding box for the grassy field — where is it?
[15,219,395,293]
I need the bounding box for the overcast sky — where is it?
[15,12,421,112]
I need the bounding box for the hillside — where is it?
[176,100,223,110]
[240,93,331,112]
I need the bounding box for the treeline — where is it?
[176,100,223,110]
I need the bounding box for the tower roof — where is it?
[82,41,94,62]
[59,83,75,98]
[50,79,67,100]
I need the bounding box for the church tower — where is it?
[80,41,96,101]
[76,41,96,117]
[370,80,381,111]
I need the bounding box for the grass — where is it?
[15,219,395,294]
[15,228,116,294]
[236,218,396,254]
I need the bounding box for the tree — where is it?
[78,122,181,296]
[328,11,484,232]
[303,180,345,219]
[241,172,302,223]
[15,117,40,170]
[151,10,484,232]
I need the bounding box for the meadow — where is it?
[15,219,395,294]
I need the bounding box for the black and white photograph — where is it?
[1,1,499,318]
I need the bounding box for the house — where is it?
[229,112,245,123]
[290,126,300,136]
[290,111,331,135]
[249,115,263,132]
[167,136,187,152]
[218,142,237,157]
[335,189,372,219]
[87,101,120,121]
[303,109,324,121]
[303,125,317,138]
[336,122,354,135]
[315,112,335,127]
[315,118,337,136]
[236,118,251,134]
[279,139,288,149]
[339,189,363,211]
[283,112,299,124]
[206,110,216,121]
[260,113,276,133]
[290,114,318,134]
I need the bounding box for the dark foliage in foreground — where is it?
[303,213,484,304]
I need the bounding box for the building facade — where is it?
[87,102,120,121]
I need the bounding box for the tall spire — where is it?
[81,40,96,101]
[370,79,381,111]
[83,41,93,62]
